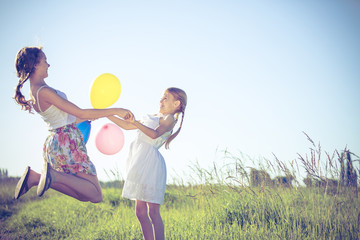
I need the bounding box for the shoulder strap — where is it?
[36,85,48,112]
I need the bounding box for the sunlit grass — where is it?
[1,177,360,239]
[1,135,360,239]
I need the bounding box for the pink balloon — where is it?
[95,123,124,155]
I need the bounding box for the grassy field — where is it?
[1,140,359,239]
[1,177,359,239]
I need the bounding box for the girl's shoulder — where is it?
[158,113,176,126]
[155,113,175,120]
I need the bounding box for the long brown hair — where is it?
[14,46,43,113]
[164,87,187,149]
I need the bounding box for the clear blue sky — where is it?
[1,0,359,183]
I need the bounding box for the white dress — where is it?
[121,114,171,204]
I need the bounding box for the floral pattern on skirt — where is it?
[43,123,97,175]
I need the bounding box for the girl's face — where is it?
[33,51,50,79]
[159,91,180,114]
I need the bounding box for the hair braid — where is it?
[164,87,187,149]
[165,111,185,149]
[14,77,33,113]
[14,46,42,113]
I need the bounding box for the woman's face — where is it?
[33,51,50,79]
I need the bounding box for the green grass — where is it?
[1,180,359,240]
[1,139,359,239]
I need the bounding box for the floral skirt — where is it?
[43,123,97,175]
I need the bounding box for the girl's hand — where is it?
[107,115,137,130]
[125,112,135,123]
[123,110,134,121]
[116,109,132,120]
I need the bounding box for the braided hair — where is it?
[164,87,187,149]
[14,46,43,113]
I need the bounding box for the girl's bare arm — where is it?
[131,114,175,139]
[107,116,137,130]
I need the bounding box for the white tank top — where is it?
[36,85,76,130]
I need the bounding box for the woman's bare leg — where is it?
[18,166,102,203]
[49,169,103,203]
[16,169,41,198]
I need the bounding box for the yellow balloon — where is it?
[90,73,121,109]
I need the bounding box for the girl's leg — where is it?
[136,200,154,240]
[148,203,164,240]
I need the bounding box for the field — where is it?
[1,142,360,239]
[1,179,359,239]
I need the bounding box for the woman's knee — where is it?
[90,191,103,203]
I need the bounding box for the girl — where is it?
[14,46,131,203]
[108,87,187,240]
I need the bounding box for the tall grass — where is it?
[3,185,358,239]
[1,134,359,239]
